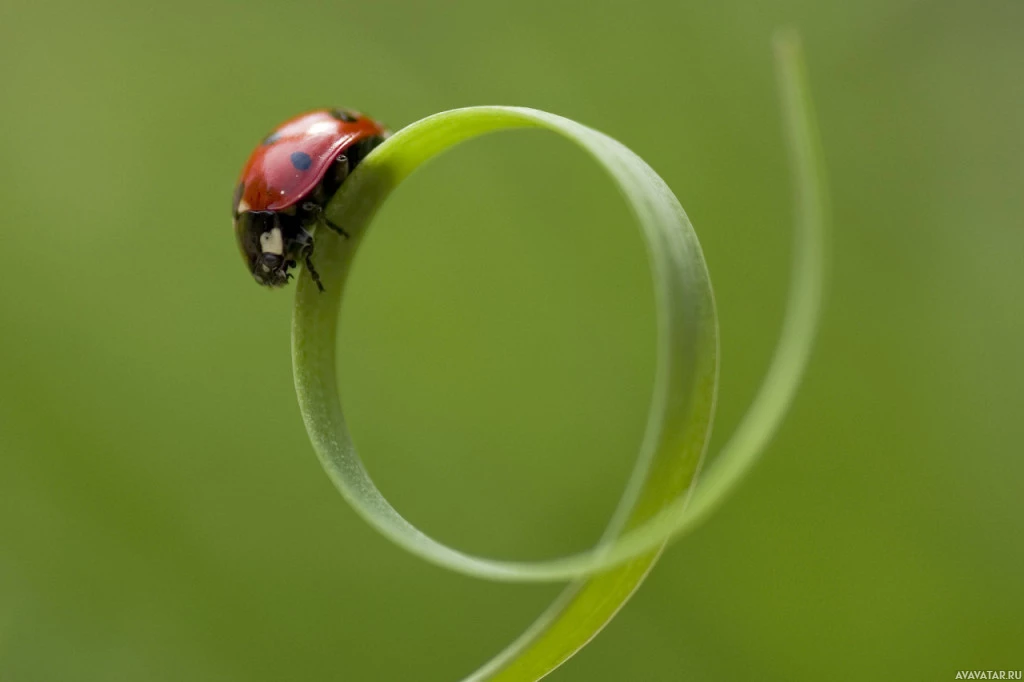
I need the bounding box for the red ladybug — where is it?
[233,108,389,290]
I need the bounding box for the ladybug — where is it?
[233,108,389,290]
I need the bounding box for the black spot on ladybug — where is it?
[232,182,244,217]
[331,109,358,123]
[262,131,282,146]
[290,151,313,171]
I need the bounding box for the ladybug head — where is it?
[236,212,295,288]
[252,252,294,287]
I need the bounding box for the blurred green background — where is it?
[1,0,1021,680]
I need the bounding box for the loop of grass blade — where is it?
[292,106,718,582]
[291,30,825,682]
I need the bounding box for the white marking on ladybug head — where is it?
[237,198,251,213]
[260,227,284,256]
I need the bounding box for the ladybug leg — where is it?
[323,218,350,238]
[301,200,349,239]
[288,226,326,292]
[333,155,350,186]
[318,154,350,238]
[304,254,325,292]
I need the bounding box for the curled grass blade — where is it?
[291,31,825,681]
[293,106,717,582]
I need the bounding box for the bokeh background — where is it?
[1,0,1021,680]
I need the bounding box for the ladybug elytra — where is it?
[233,108,389,290]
